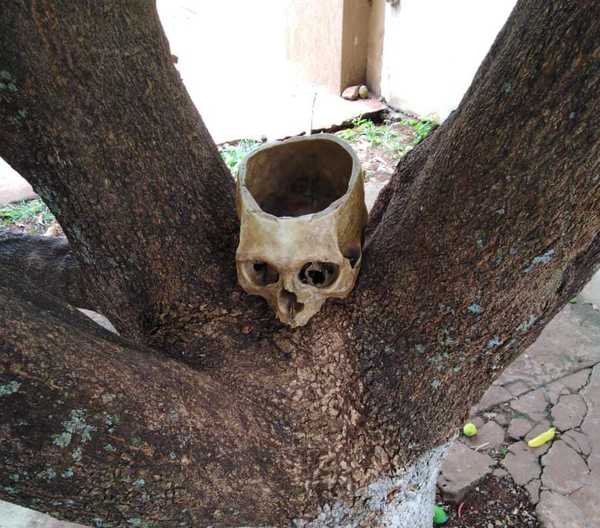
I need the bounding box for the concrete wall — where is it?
[286,0,344,94]
[286,0,516,111]
[379,0,517,119]
[286,0,370,94]
[366,0,385,96]
[341,0,371,91]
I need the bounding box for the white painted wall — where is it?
[380,0,517,120]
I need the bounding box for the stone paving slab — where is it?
[581,272,600,307]
[551,393,587,431]
[541,440,589,495]
[494,303,600,389]
[525,479,541,504]
[501,441,541,486]
[536,491,590,528]
[0,501,86,528]
[508,417,533,440]
[510,388,549,423]
[562,429,592,456]
[437,442,494,503]
[571,472,600,527]
[461,420,505,452]
[472,385,513,413]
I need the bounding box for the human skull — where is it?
[235,134,367,327]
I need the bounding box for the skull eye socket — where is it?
[298,262,339,288]
[245,261,279,286]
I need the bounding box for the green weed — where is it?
[219,139,262,172]
[338,117,407,154]
[401,117,439,145]
[0,198,54,228]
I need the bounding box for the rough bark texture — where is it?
[0,232,88,308]
[352,0,600,471]
[0,271,301,525]
[0,1,238,341]
[1,0,599,527]
[297,445,448,527]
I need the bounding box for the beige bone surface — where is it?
[236,134,367,327]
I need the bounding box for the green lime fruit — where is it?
[463,422,478,437]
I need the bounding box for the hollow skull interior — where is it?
[235,134,368,327]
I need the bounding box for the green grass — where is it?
[338,115,439,154]
[338,117,407,153]
[219,139,263,172]
[0,198,54,229]
[401,117,439,144]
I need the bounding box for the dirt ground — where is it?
[438,474,539,527]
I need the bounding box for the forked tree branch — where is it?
[0,1,238,341]
[0,1,599,526]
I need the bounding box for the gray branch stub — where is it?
[290,444,448,528]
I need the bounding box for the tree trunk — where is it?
[0,1,238,343]
[1,0,599,527]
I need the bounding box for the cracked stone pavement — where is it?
[439,271,600,527]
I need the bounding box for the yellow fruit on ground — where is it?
[527,427,556,448]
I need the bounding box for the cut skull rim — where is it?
[237,134,362,220]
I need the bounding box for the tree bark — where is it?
[352,0,600,467]
[0,270,303,526]
[0,1,238,342]
[0,232,88,308]
[1,0,600,526]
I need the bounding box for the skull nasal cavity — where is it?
[279,289,304,317]
[299,262,339,288]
